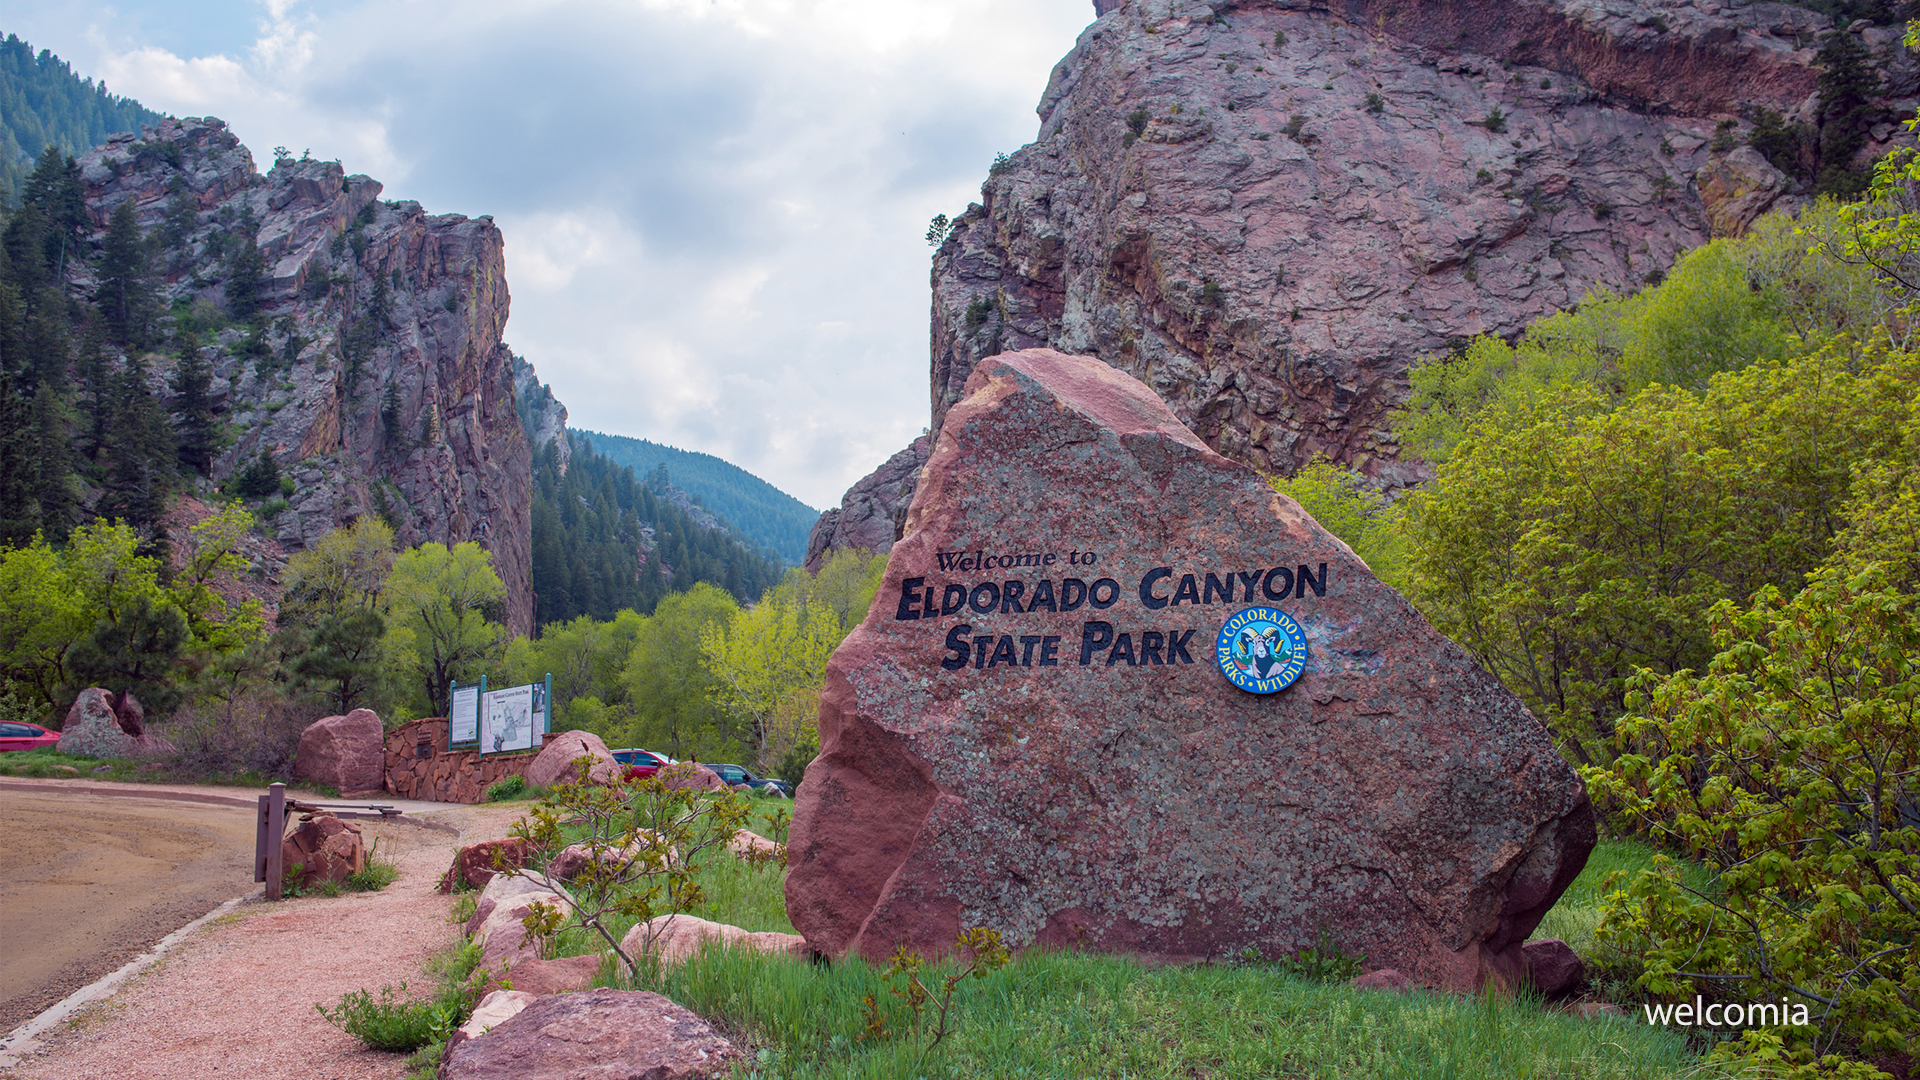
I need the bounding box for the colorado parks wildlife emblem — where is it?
[1216,607,1308,694]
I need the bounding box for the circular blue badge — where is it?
[1215,607,1308,694]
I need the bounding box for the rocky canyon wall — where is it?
[814,0,1916,554]
[76,118,535,633]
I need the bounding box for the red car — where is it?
[0,720,59,753]
[611,748,675,781]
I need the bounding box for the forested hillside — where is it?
[530,438,782,626]
[573,429,817,564]
[0,33,164,205]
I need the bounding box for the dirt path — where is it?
[1,786,527,1080]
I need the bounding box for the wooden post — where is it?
[264,782,286,900]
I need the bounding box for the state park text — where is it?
[889,554,1333,672]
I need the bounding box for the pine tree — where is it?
[98,201,156,345]
[30,381,75,540]
[18,147,86,277]
[169,344,216,476]
[224,236,264,320]
[1814,30,1882,197]
[98,355,173,530]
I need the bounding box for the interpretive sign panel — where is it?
[483,683,535,754]
[449,683,481,746]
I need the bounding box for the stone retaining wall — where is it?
[384,718,556,803]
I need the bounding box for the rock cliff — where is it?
[818,0,1917,549]
[75,118,535,633]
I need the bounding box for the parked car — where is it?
[610,748,676,780]
[708,763,793,798]
[0,720,59,753]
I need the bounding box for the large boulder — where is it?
[281,811,365,888]
[56,688,174,759]
[785,350,1595,992]
[523,729,617,788]
[293,709,386,796]
[437,988,741,1079]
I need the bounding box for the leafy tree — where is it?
[280,518,395,624]
[1402,344,1912,763]
[383,541,506,716]
[1269,462,1409,593]
[698,551,884,770]
[501,609,645,725]
[0,534,86,708]
[1585,520,1919,1073]
[618,583,737,759]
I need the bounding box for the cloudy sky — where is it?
[5,0,1094,509]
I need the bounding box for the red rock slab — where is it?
[437,988,740,1079]
[784,349,1593,993]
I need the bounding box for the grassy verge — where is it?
[510,805,1713,1080]
[615,946,1714,1079]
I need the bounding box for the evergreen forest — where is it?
[0,33,164,205]
[572,429,819,564]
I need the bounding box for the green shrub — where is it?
[1483,107,1507,134]
[316,982,467,1052]
[485,774,527,802]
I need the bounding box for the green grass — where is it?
[1534,837,1710,953]
[614,946,1716,1079]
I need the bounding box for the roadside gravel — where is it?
[2,797,528,1080]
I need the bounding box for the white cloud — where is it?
[13,0,1095,507]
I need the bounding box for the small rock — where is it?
[57,688,174,759]
[658,762,728,793]
[458,989,537,1041]
[1522,938,1586,998]
[620,914,808,966]
[280,811,365,888]
[486,954,603,996]
[1351,969,1416,993]
[441,838,538,893]
[728,829,783,863]
[1569,1001,1626,1020]
[438,988,741,1079]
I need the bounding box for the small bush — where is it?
[1365,92,1384,114]
[1126,108,1150,138]
[486,774,528,802]
[316,982,467,1052]
[1482,107,1507,134]
[1283,114,1308,141]
[1273,29,1286,47]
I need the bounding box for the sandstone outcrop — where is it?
[803,436,930,571]
[75,118,535,633]
[816,0,1918,551]
[785,350,1594,991]
[481,954,602,996]
[437,989,740,1080]
[293,709,386,795]
[280,811,365,888]
[56,688,173,759]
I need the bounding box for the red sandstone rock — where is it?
[441,838,538,893]
[523,729,617,788]
[1522,938,1586,998]
[785,351,1594,993]
[437,989,740,1079]
[728,830,782,863]
[56,688,174,759]
[293,709,387,796]
[1352,969,1415,993]
[803,436,931,572]
[658,762,728,793]
[619,915,808,966]
[280,812,365,888]
[485,954,603,996]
